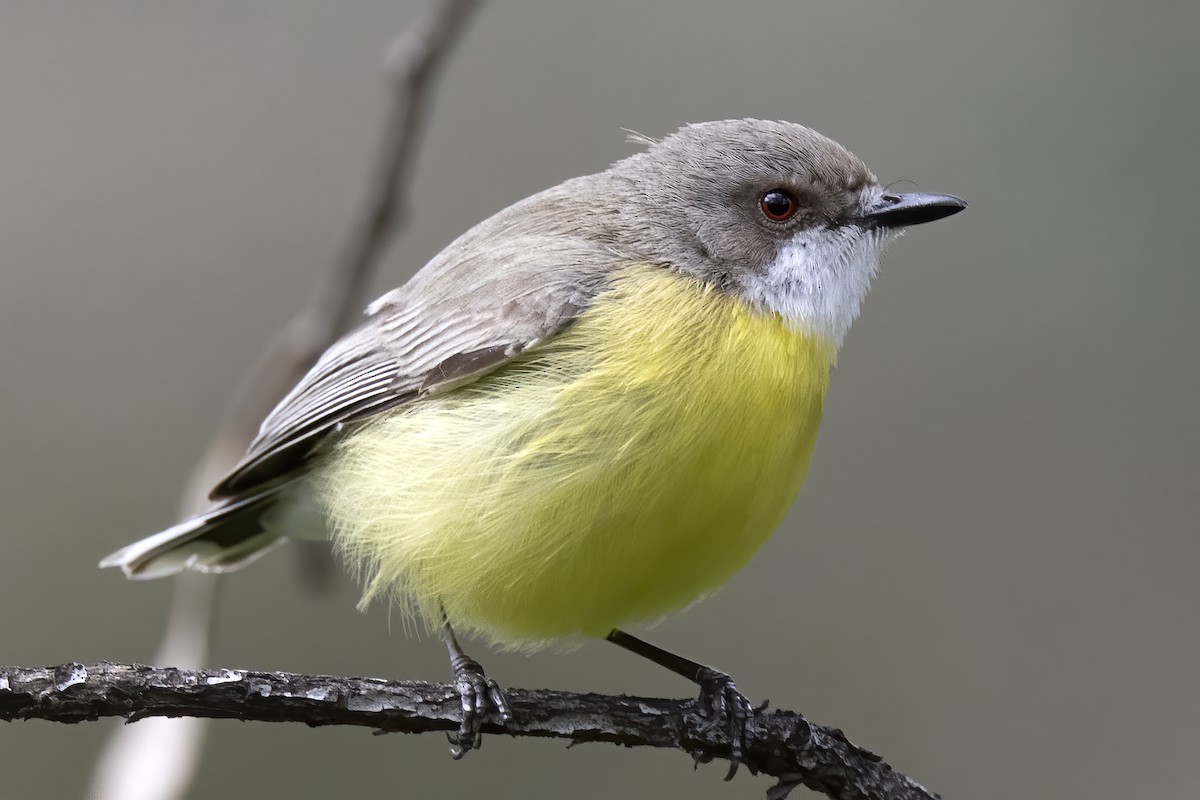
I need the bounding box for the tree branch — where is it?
[89,3,480,798]
[314,0,481,345]
[182,0,481,510]
[6,662,937,800]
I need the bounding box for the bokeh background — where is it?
[2,1,1197,798]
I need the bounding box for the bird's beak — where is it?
[863,192,968,229]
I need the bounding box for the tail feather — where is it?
[100,491,284,579]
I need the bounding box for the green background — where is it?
[2,1,1197,798]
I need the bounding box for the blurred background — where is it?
[2,1,1198,798]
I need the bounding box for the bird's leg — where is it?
[606,628,757,779]
[442,614,512,758]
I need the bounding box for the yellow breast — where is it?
[315,264,836,647]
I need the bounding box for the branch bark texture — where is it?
[6,662,937,800]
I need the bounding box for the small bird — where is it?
[102,119,965,771]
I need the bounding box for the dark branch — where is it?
[5,662,937,800]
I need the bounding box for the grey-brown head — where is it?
[608,119,966,345]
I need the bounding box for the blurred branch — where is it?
[8,662,937,800]
[189,0,483,507]
[88,574,218,800]
[89,1,479,798]
[315,0,481,341]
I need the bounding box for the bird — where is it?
[101,118,966,773]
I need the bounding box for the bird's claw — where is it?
[696,666,757,780]
[448,655,512,757]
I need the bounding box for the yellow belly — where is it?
[315,264,835,647]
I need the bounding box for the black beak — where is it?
[863,192,968,229]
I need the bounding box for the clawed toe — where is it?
[604,629,760,780]
[696,667,757,779]
[448,655,512,757]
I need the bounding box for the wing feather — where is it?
[210,181,622,499]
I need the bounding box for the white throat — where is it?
[740,224,895,347]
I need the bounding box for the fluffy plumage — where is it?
[315,264,835,647]
[102,119,933,647]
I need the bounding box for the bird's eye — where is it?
[760,189,798,222]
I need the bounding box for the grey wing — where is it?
[210,228,617,500]
[208,327,410,497]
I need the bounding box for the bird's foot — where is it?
[447,653,512,758]
[695,666,757,780]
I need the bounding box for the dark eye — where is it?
[759,189,798,222]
